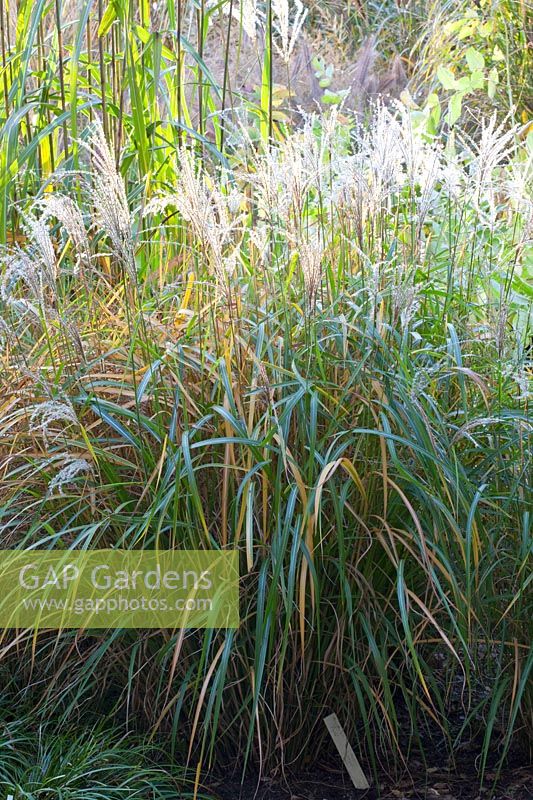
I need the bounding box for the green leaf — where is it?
[470,70,485,90]
[430,101,441,126]
[321,90,347,104]
[98,1,118,37]
[437,66,457,91]
[465,47,485,71]
[448,92,463,126]
[456,76,472,92]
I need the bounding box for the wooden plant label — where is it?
[324,712,370,790]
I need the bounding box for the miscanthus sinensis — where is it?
[82,123,135,277]
[208,0,259,42]
[35,193,91,276]
[332,101,442,237]
[462,115,518,225]
[271,0,308,64]
[247,113,332,236]
[1,248,43,318]
[29,399,79,444]
[0,212,60,318]
[0,192,92,326]
[298,234,324,312]
[145,148,244,294]
[48,456,94,496]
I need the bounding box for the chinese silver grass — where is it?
[392,280,422,330]
[248,222,271,265]
[35,194,91,276]
[331,101,462,249]
[271,0,308,64]
[82,123,135,278]
[145,149,242,294]
[450,416,532,448]
[23,215,58,287]
[0,222,60,323]
[209,0,259,42]
[249,115,329,235]
[298,234,324,311]
[47,457,94,496]
[396,103,443,230]
[29,399,79,444]
[1,297,41,322]
[255,361,275,408]
[504,364,532,402]
[463,115,518,224]
[0,314,9,351]
[0,249,43,305]
[440,159,466,200]
[332,103,405,231]
[504,152,533,250]
[0,211,62,311]
[491,301,510,358]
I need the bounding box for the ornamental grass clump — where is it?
[0,99,531,784]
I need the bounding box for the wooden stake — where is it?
[324,712,370,790]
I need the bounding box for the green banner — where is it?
[0,550,239,629]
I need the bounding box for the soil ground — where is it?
[209,761,532,800]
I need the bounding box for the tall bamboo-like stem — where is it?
[55,0,69,161]
[176,0,183,145]
[219,0,235,156]
[97,0,109,139]
[267,0,273,143]
[0,0,9,115]
[196,0,205,160]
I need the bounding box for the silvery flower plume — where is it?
[0,206,78,322]
[207,0,259,42]
[298,233,324,311]
[1,210,59,304]
[392,279,422,330]
[82,122,135,277]
[23,215,58,286]
[271,0,308,64]
[0,314,10,351]
[440,159,465,200]
[48,457,94,496]
[332,103,404,232]
[463,115,518,222]
[145,146,215,240]
[506,364,532,402]
[145,148,243,292]
[29,398,79,444]
[249,116,328,233]
[1,249,42,306]
[283,116,329,208]
[395,102,443,234]
[505,150,533,216]
[35,194,91,276]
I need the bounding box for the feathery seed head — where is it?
[35,194,91,275]
[29,399,79,443]
[48,457,94,496]
[208,0,259,41]
[298,234,324,311]
[272,0,308,64]
[83,123,135,277]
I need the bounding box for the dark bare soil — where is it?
[209,760,532,800]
